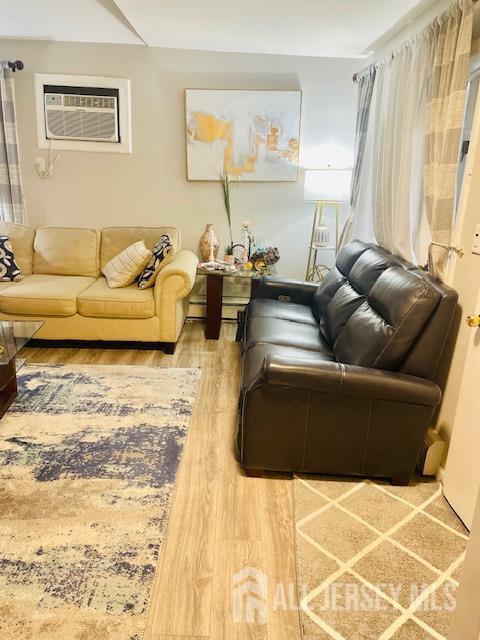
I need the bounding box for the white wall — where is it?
[365,0,451,64]
[0,39,358,280]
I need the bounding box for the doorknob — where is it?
[466,314,480,327]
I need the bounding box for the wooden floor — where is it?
[21,320,302,640]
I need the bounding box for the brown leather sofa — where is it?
[237,240,458,485]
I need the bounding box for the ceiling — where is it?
[0,0,441,58]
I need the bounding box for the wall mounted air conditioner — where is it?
[35,74,132,154]
[44,87,120,143]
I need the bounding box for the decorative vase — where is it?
[199,224,219,261]
[224,254,235,265]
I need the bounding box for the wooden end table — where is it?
[197,267,261,340]
[0,321,44,420]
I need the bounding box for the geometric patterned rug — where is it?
[294,474,469,640]
[0,364,201,640]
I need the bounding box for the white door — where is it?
[443,294,480,529]
[448,485,480,639]
[441,66,480,530]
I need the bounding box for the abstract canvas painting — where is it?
[185,89,301,181]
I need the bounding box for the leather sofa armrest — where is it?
[258,356,441,407]
[252,277,318,306]
[154,250,197,300]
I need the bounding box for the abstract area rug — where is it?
[0,364,201,640]
[294,474,469,640]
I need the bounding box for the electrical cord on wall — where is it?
[35,140,60,179]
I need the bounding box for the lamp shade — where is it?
[304,169,352,202]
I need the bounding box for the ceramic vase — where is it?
[199,224,219,261]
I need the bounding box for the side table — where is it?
[0,320,44,420]
[197,267,261,340]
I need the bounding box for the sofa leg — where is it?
[391,475,410,486]
[244,468,264,478]
[163,342,176,355]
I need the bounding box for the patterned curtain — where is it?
[0,61,26,224]
[424,0,474,280]
[338,64,377,249]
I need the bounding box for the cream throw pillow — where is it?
[102,240,152,288]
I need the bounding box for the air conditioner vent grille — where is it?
[46,109,117,142]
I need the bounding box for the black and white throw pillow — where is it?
[138,234,174,289]
[0,235,24,281]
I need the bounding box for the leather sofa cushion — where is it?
[33,227,100,278]
[100,227,180,270]
[334,268,441,370]
[245,316,331,352]
[0,221,35,276]
[336,240,371,276]
[242,342,334,389]
[348,248,394,294]
[78,277,155,319]
[312,240,369,328]
[324,283,365,344]
[0,274,95,316]
[323,248,395,343]
[400,270,459,378]
[247,298,317,325]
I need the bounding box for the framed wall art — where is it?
[185,89,301,181]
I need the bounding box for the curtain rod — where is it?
[8,60,24,72]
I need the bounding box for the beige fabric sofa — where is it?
[0,222,198,352]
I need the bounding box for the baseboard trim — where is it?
[26,339,174,353]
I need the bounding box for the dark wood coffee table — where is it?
[0,321,44,420]
[197,267,261,340]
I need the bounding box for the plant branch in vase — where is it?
[219,168,239,260]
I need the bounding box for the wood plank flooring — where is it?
[21,320,302,640]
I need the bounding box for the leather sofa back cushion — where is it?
[33,227,100,277]
[324,283,365,344]
[348,248,393,294]
[0,221,35,275]
[100,227,180,270]
[323,248,393,343]
[312,239,369,324]
[334,268,441,370]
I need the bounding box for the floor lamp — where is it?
[304,169,352,282]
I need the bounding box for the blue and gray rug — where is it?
[0,364,201,640]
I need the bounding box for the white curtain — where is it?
[348,0,473,270]
[352,41,429,263]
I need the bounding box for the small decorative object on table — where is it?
[250,246,280,275]
[241,221,254,262]
[199,224,219,262]
[223,244,235,265]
